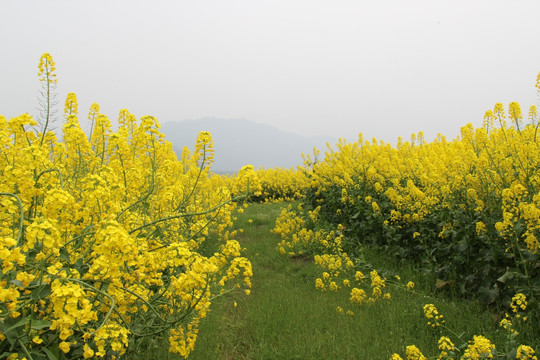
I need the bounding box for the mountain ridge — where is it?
[160,118,337,173]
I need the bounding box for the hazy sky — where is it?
[1,0,539,144]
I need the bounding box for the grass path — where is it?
[186,203,506,360]
[136,202,534,359]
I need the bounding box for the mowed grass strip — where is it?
[188,202,508,360]
[137,202,527,359]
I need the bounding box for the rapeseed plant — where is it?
[0,53,254,358]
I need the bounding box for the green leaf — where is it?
[507,348,517,359]
[59,246,70,261]
[43,347,60,360]
[1,317,30,346]
[3,317,30,334]
[30,320,52,330]
[497,269,515,284]
[10,280,23,287]
[478,285,499,304]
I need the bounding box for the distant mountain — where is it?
[159,118,337,173]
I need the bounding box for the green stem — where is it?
[35,168,64,189]
[174,144,208,213]
[39,64,51,147]
[17,338,34,360]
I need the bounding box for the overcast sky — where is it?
[1,0,539,144]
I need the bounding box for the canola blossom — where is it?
[0,54,253,358]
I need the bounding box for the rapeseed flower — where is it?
[511,293,527,313]
[350,288,367,304]
[437,336,455,359]
[516,345,537,360]
[423,304,444,327]
[405,345,426,360]
[462,335,495,359]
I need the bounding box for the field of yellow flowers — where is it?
[2,53,539,359]
[0,54,253,359]
[271,73,540,358]
[279,95,540,303]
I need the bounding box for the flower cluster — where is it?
[273,203,406,312]
[461,335,495,359]
[423,303,445,328]
[391,299,536,360]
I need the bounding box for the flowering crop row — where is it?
[218,166,308,203]
[250,167,309,202]
[296,81,540,307]
[272,74,540,358]
[0,54,253,359]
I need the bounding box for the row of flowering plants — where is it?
[250,167,309,202]
[299,77,540,309]
[0,54,252,359]
[272,74,540,357]
[220,166,308,203]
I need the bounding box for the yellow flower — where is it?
[38,53,57,84]
[499,317,517,334]
[64,92,78,116]
[509,101,523,130]
[423,304,444,327]
[315,278,325,291]
[476,221,487,236]
[405,345,426,360]
[511,293,527,313]
[516,345,537,360]
[59,341,70,353]
[437,336,455,359]
[462,335,495,359]
[350,288,367,304]
[83,344,95,359]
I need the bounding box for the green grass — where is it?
[132,202,538,359]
